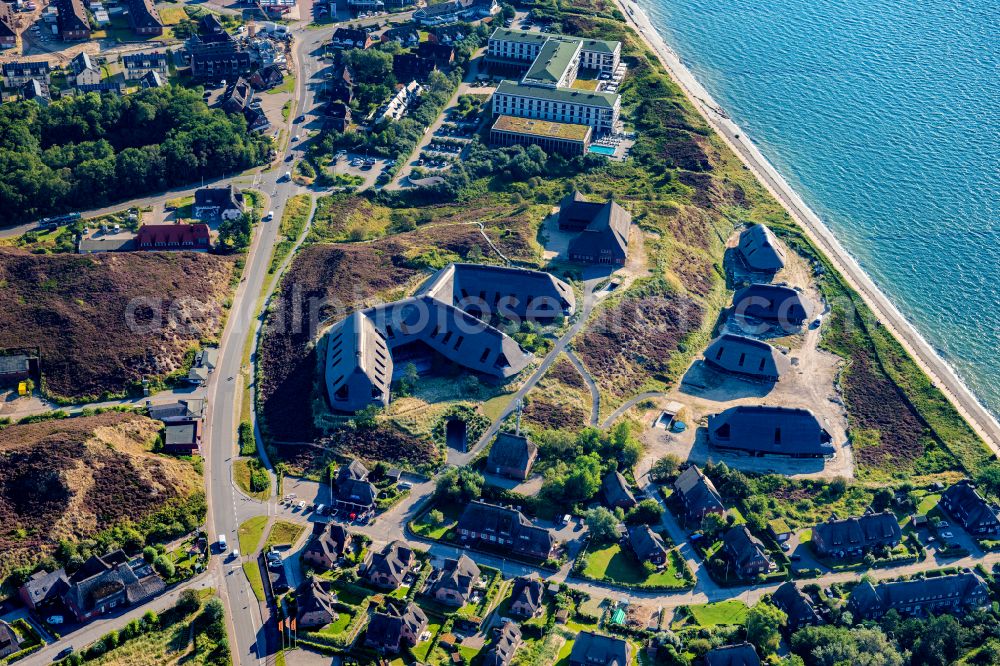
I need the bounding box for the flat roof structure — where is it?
[325,263,575,413]
[522,38,580,86]
[491,115,591,142]
[708,405,834,458]
[703,333,790,382]
[489,27,620,55]
[495,79,618,108]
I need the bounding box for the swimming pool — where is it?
[588,145,616,156]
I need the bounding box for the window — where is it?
[454,335,464,349]
[738,352,746,367]
[774,427,782,445]
[480,348,490,363]
[441,330,453,344]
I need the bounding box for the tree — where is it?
[153,555,175,579]
[627,499,664,525]
[177,589,201,614]
[427,509,445,525]
[142,546,157,563]
[700,512,727,537]
[434,467,484,504]
[791,625,903,666]
[977,462,1000,497]
[649,454,681,483]
[585,506,620,543]
[747,602,786,654]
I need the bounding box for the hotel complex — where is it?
[487,28,622,154]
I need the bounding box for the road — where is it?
[613,0,1000,454]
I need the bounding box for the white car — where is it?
[264,210,275,221]
[940,531,954,539]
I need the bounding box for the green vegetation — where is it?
[268,194,312,273]
[238,516,268,554]
[267,74,296,95]
[686,600,749,627]
[233,458,271,501]
[242,561,265,602]
[578,542,690,589]
[264,521,304,550]
[0,87,270,225]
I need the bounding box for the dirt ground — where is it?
[635,230,852,480]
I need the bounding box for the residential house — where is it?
[334,478,377,519]
[125,0,163,36]
[331,27,373,49]
[58,0,90,40]
[75,81,126,95]
[427,24,466,46]
[737,224,786,274]
[194,185,245,220]
[196,13,231,42]
[187,348,218,384]
[221,76,254,114]
[848,572,989,620]
[139,70,165,88]
[122,52,169,80]
[940,480,1000,535]
[704,643,761,666]
[628,525,668,567]
[0,3,17,51]
[302,523,351,570]
[431,554,480,606]
[0,355,31,384]
[162,421,201,455]
[601,470,637,510]
[337,459,369,484]
[3,61,50,87]
[243,105,270,132]
[486,431,537,480]
[673,464,726,525]
[417,41,455,66]
[721,526,773,579]
[770,582,819,631]
[329,64,353,103]
[768,518,792,543]
[731,283,816,329]
[325,101,351,132]
[568,631,630,666]
[558,191,631,265]
[148,399,205,423]
[707,405,834,458]
[485,621,522,666]
[21,78,50,105]
[456,501,556,561]
[811,512,902,559]
[297,578,338,628]
[703,334,789,383]
[70,53,99,80]
[249,64,284,90]
[0,621,20,660]
[135,223,211,251]
[364,599,428,654]
[508,576,544,618]
[413,0,464,26]
[20,551,165,623]
[392,53,436,81]
[362,541,414,589]
[346,0,385,13]
[190,41,251,81]
[381,25,419,47]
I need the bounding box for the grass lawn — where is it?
[581,543,688,588]
[233,458,271,501]
[918,493,941,514]
[267,74,296,94]
[265,520,305,549]
[410,500,463,540]
[268,193,311,273]
[238,516,268,554]
[157,4,187,24]
[688,600,749,627]
[411,622,442,661]
[317,609,354,636]
[243,561,265,601]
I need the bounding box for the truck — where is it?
[217,534,228,552]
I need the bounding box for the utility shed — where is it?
[737,224,786,273]
[707,405,834,458]
[703,334,789,382]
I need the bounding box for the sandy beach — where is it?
[613,0,1000,453]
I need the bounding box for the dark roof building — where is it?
[486,432,538,480]
[363,541,413,589]
[381,25,419,46]
[0,621,19,660]
[848,572,989,620]
[334,478,377,518]
[431,554,480,606]
[940,480,1000,535]
[732,284,815,330]
[194,185,245,220]
[302,523,351,570]
[163,421,201,455]
[337,459,369,484]
[19,569,69,610]
[123,51,169,79]
[559,192,631,266]
[331,27,374,49]
[325,101,351,132]
[190,40,251,81]
[220,76,254,114]
[737,224,786,273]
[703,334,789,382]
[329,65,353,103]
[297,578,338,628]
[673,465,726,524]
[707,405,834,458]
[0,354,31,382]
[325,263,574,413]
[508,576,544,618]
[0,3,16,50]
[392,53,437,81]
[249,64,284,90]
[722,526,773,579]
[58,0,91,40]
[60,551,165,622]
[22,78,50,104]
[568,631,630,666]
[417,41,455,65]
[628,525,668,566]
[601,470,637,509]
[811,512,902,558]
[485,621,522,666]
[364,599,428,654]
[704,643,761,666]
[142,71,166,88]
[457,501,555,561]
[771,582,819,630]
[2,61,51,86]
[125,0,163,36]
[136,223,211,251]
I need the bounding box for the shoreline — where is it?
[613,0,1000,454]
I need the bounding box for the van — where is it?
[264,210,274,221]
[315,504,326,516]
[217,534,228,551]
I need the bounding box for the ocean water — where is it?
[639,0,1000,417]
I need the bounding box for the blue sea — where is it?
[639,0,1000,417]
